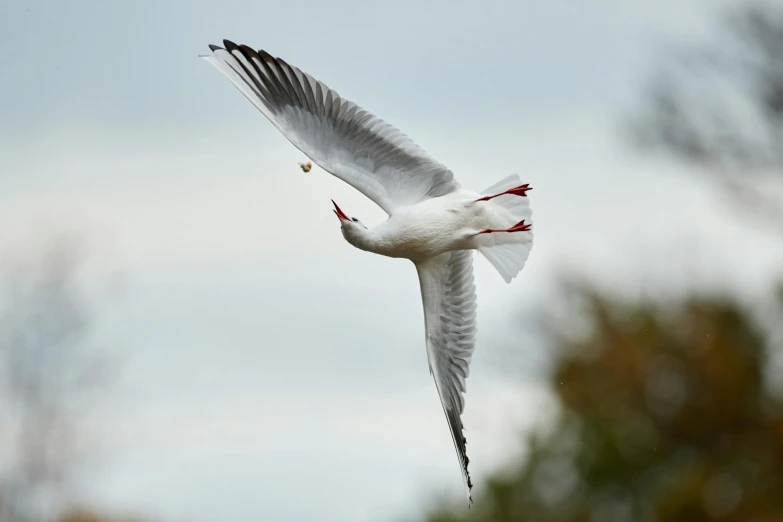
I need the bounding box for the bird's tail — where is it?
[477,174,534,283]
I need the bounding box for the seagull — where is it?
[201,40,534,504]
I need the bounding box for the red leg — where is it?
[477,219,532,234]
[476,184,532,202]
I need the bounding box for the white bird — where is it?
[201,40,534,504]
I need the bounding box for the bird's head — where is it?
[332,200,368,240]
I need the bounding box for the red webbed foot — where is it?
[477,219,532,234]
[475,184,532,202]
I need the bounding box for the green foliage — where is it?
[420,285,783,522]
[58,509,149,522]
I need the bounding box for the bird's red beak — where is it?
[332,199,350,221]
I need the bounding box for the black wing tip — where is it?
[208,41,278,67]
[223,39,241,52]
[238,43,259,57]
[212,40,276,63]
[257,49,276,63]
[449,408,474,505]
[466,471,474,507]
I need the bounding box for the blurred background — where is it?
[2,0,783,521]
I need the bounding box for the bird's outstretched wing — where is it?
[202,40,460,215]
[416,250,477,504]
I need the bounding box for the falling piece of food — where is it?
[298,161,312,173]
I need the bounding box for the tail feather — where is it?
[480,174,530,223]
[477,174,534,283]
[480,241,533,283]
[481,174,522,196]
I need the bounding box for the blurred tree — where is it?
[630,3,783,234]
[0,239,110,522]
[56,507,150,522]
[417,281,783,522]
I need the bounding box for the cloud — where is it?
[86,379,551,522]
[0,0,748,135]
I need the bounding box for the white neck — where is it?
[343,225,381,253]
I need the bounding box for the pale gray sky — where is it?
[3,0,782,521]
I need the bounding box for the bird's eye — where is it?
[351,217,358,222]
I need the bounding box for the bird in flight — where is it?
[201,40,534,504]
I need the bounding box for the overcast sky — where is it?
[3,0,783,521]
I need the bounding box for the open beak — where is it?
[332,199,350,221]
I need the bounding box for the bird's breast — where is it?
[363,204,478,260]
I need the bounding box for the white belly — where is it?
[350,190,520,261]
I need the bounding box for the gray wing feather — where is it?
[202,40,460,215]
[416,250,477,504]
